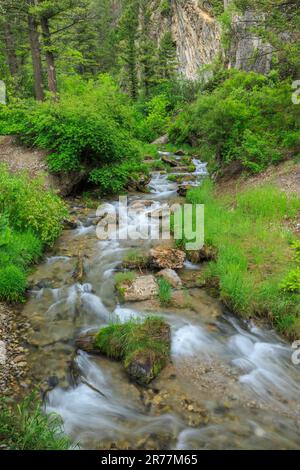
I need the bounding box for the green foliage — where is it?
[0,394,71,450]
[169,70,300,174]
[236,185,300,221]
[183,180,300,338]
[280,268,300,294]
[160,0,171,17]
[89,159,148,195]
[1,76,147,194]
[0,165,65,302]
[0,265,27,303]
[122,249,149,269]
[114,271,137,296]
[234,0,300,77]
[0,165,67,245]
[135,94,171,142]
[95,317,170,380]
[115,271,136,286]
[157,278,172,306]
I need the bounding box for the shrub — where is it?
[157,278,172,306]
[89,159,148,195]
[169,70,300,174]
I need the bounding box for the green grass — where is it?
[95,317,170,384]
[157,278,172,306]
[0,394,72,450]
[182,180,300,339]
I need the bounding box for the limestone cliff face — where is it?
[147,0,222,80]
[145,1,271,79]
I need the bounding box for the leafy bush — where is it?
[169,70,300,174]
[0,394,71,450]
[157,278,172,306]
[280,269,300,293]
[134,94,171,142]
[182,181,300,338]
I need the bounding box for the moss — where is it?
[95,317,170,385]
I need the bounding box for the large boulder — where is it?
[150,247,186,270]
[119,275,159,302]
[157,269,182,288]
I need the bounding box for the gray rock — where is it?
[157,269,182,288]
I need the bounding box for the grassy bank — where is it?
[182,181,300,339]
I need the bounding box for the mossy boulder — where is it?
[76,318,171,386]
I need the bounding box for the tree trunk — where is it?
[28,6,44,101]
[3,21,19,77]
[40,15,58,98]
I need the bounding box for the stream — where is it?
[22,153,300,450]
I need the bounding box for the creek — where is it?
[22,153,300,450]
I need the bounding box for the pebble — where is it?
[0,303,29,395]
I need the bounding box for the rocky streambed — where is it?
[16,150,300,450]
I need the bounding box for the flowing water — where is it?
[22,153,300,450]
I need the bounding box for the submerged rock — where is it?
[177,183,195,197]
[161,155,179,167]
[72,254,86,282]
[150,247,186,270]
[75,331,98,354]
[63,217,78,230]
[157,269,182,288]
